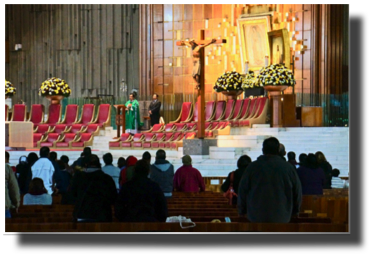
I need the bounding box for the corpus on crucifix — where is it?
[176,30,227,138]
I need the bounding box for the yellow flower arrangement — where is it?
[39,77,71,97]
[5,80,16,97]
[213,71,244,93]
[255,64,296,87]
[241,69,257,89]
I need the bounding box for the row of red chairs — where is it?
[33,132,93,149]
[170,96,269,128]
[109,131,197,150]
[6,103,111,135]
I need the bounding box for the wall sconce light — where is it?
[218,23,221,28]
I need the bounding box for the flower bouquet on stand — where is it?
[5,80,16,99]
[241,69,264,97]
[39,77,71,104]
[213,71,244,100]
[255,64,295,89]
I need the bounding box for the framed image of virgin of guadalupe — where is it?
[267,28,291,69]
[237,16,271,71]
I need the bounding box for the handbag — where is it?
[166,215,196,229]
[223,171,238,205]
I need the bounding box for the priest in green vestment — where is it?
[125,92,144,134]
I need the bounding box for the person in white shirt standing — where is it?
[102,153,121,189]
[31,147,55,195]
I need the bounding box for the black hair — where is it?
[60,155,69,164]
[133,160,150,179]
[86,154,101,169]
[117,157,126,169]
[39,146,50,158]
[57,160,66,171]
[306,153,319,169]
[27,152,39,165]
[103,153,113,166]
[262,137,280,155]
[299,153,307,165]
[83,147,92,158]
[331,169,340,177]
[287,151,296,161]
[237,155,252,169]
[130,91,137,99]
[156,149,166,160]
[5,151,9,160]
[142,151,151,161]
[49,151,58,161]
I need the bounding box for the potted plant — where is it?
[241,69,264,97]
[255,63,295,92]
[39,77,71,104]
[5,80,16,99]
[213,71,244,100]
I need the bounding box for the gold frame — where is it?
[267,28,291,69]
[237,16,272,71]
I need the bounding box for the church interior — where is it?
[5,4,349,233]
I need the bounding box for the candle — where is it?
[205,55,209,66]
[224,28,227,37]
[169,62,172,67]
[218,46,222,56]
[177,57,181,67]
[265,55,269,67]
[244,61,249,74]
[205,19,208,29]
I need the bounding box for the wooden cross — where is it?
[176,30,227,138]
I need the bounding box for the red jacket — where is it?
[173,165,205,192]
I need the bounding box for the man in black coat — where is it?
[148,93,161,126]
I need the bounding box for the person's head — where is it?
[28,178,47,195]
[287,151,296,161]
[189,39,197,47]
[315,151,326,164]
[27,152,39,165]
[262,137,280,155]
[39,146,50,158]
[19,155,28,165]
[299,153,307,165]
[129,91,137,101]
[60,155,69,165]
[5,151,10,163]
[57,160,66,171]
[117,157,126,169]
[142,151,151,163]
[156,149,166,160]
[306,153,318,169]
[49,151,58,162]
[80,152,84,158]
[126,156,138,167]
[102,153,113,166]
[331,169,340,177]
[237,155,252,169]
[133,160,150,179]
[83,147,92,158]
[182,155,192,166]
[152,93,158,100]
[85,154,101,169]
[279,143,286,157]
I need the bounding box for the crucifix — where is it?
[176,30,226,138]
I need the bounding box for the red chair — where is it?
[151,133,166,149]
[29,104,45,132]
[54,104,79,133]
[70,133,94,149]
[158,132,174,149]
[170,102,193,123]
[213,101,226,122]
[10,104,27,122]
[168,132,184,150]
[143,124,164,133]
[142,133,157,149]
[185,122,197,132]
[39,133,61,148]
[183,102,198,123]
[219,99,236,122]
[90,104,111,128]
[73,104,95,131]
[129,133,145,149]
[228,99,244,123]
[55,133,78,148]
[109,133,132,149]
[238,98,259,127]
[206,121,231,138]
[231,98,250,127]
[81,124,100,136]
[174,123,187,132]
[34,124,52,134]
[33,133,44,148]
[205,101,216,122]
[240,97,269,127]
[120,133,137,149]
[5,105,9,121]
[42,104,62,126]
[163,123,176,133]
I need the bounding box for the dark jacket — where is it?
[221,167,247,194]
[72,168,117,222]
[319,161,332,189]
[16,160,31,195]
[296,166,325,195]
[115,176,168,222]
[238,155,302,223]
[150,160,174,194]
[149,100,161,126]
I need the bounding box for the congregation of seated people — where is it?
[5,139,341,223]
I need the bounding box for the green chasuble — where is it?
[125,100,144,129]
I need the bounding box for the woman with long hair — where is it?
[23,178,52,205]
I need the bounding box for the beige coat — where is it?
[5,164,20,210]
